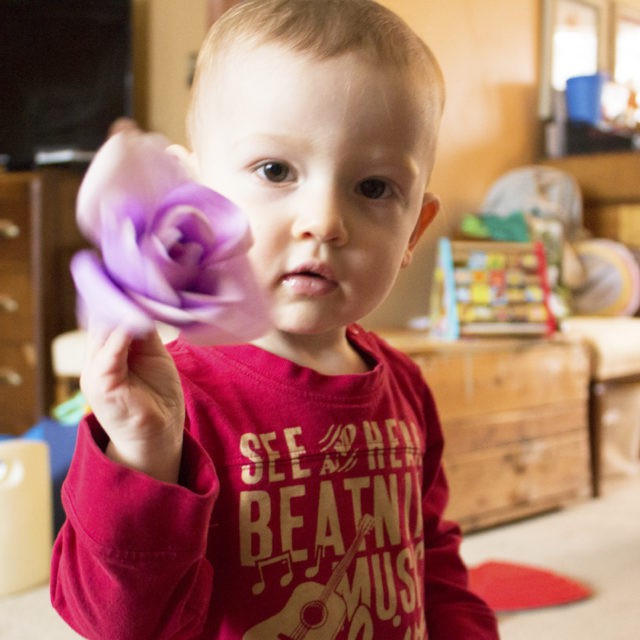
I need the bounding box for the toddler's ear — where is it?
[402,193,440,268]
[166,144,199,179]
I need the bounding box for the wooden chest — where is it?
[381,332,591,531]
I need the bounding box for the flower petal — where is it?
[70,250,154,336]
[180,255,271,344]
[100,212,182,307]
[155,183,252,260]
[77,131,190,244]
[126,253,271,345]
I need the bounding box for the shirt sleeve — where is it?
[50,415,219,640]
[420,384,500,639]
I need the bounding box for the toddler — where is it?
[51,1,499,638]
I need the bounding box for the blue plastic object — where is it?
[566,73,606,125]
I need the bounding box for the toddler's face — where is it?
[193,44,438,340]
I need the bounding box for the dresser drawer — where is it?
[0,342,38,433]
[0,170,84,435]
[0,176,32,263]
[445,430,590,531]
[0,269,34,341]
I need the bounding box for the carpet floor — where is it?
[461,474,640,639]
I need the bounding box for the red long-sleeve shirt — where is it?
[51,325,498,639]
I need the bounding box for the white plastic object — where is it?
[0,439,52,597]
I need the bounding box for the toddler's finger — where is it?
[84,323,132,372]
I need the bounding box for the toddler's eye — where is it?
[358,178,390,199]
[257,161,290,183]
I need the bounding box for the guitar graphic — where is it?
[243,514,375,640]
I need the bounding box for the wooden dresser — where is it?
[381,331,591,531]
[0,169,84,435]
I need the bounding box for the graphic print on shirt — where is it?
[243,514,374,639]
[237,418,428,640]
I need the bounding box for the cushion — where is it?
[561,316,640,380]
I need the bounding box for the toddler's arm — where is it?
[420,386,500,639]
[51,327,218,640]
[80,325,185,483]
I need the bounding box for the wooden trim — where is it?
[207,0,241,26]
[543,152,640,203]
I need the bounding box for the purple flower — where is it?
[71,131,270,344]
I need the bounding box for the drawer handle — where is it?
[0,219,21,239]
[0,295,19,313]
[0,368,23,387]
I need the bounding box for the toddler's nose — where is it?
[292,186,348,245]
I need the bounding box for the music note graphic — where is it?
[305,545,326,579]
[244,515,375,640]
[252,552,294,595]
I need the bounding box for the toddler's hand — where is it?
[80,326,185,483]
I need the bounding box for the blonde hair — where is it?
[188,0,445,147]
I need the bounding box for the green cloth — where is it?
[460,211,530,242]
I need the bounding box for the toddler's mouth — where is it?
[280,263,338,296]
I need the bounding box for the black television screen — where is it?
[0,0,132,170]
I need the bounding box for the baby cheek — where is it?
[246,235,281,286]
[350,249,397,292]
[246,245,267,277]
